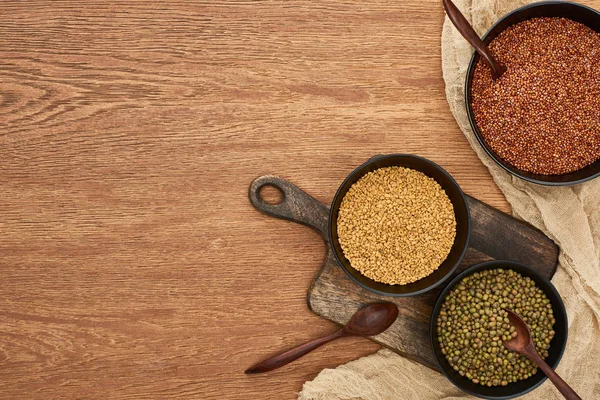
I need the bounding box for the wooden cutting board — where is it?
[249,175,559,371]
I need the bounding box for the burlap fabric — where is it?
[299,0,600,398]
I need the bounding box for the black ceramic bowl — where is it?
[430,260,568,399]
[465,1,600,186]
[329,154,471,296]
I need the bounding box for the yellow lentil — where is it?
[337,167,457,285]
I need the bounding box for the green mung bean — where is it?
[437,268,555,386]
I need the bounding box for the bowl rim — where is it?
[328,153,471,297]
[464,0,600,186]
[429,260,568,399]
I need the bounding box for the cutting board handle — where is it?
[249,175,329,239]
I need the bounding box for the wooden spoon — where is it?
[442,0,506,80]
[503,309,581,400]
[245,302,398,374]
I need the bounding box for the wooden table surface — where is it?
[0,1,522,398]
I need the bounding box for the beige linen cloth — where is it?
[299,0,600,398]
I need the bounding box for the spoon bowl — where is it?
[502,308,533,352]
[443,0,506,79]
[502,309,582,400]
[343,302,399,336]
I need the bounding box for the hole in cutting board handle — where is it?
[259,184,284,205]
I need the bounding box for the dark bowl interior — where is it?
[329,154,471,297]
[466,1,600,186]
[430,260,568,399]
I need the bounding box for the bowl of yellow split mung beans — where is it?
[328,154,471,297]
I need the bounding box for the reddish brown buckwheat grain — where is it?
[471,17,600,175]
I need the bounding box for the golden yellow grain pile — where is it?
[337,167,457,285]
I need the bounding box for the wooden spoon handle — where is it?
[525,349,582,400]
[442,0,505,79]
[245,329,345,374]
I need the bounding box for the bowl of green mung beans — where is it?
[430,260,567,399]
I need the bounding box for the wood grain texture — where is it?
[249,176,558,370]
[3,0,596,398]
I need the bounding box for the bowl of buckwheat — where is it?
[329,154,471,296]
[464,1,600,185]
